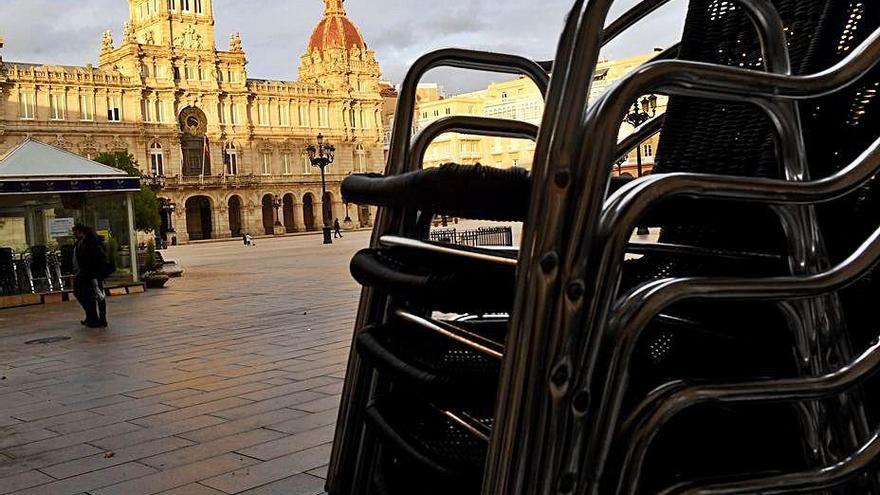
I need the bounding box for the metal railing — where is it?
[429,227,514,247]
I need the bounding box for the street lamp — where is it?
[623,94,658,236]
[272,196,283,229]
[306,133,336,245]
[160,200,176,233]
[622,94,658,179]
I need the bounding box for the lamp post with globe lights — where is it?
[306,133,336,245]
[622,95,658,236]
[622,94,658,179]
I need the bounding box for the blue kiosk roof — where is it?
[0,139,140,195]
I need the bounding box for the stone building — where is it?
[408,52,667,176]
[0,0,384,243]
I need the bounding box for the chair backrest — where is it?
[652,1,880,252]
[29,245,48,274]
[0,247,12,263]
[608,1,880,491]
[59,245,75,274]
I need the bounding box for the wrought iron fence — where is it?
[429,226,513,247]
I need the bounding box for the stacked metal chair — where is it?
[23,245,56,293]
[328,0,880,493]
[0,247,19,295]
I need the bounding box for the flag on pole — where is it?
[200,136,209,177]
[179,143,185,176]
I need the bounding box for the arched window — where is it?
[303,153,312,174]
[224,143,238,175]
[354,143,367,173]
[149,142,165,176]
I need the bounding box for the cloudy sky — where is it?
[0,0,686,94]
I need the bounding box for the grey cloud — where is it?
[0,0,687,93]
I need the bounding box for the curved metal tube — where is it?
[328,49,547,495]
[591,137,880,487]
[660,432,880,494]
[601,217,880,493]
[552,2,856,493]
[603,0,675,46]
[387,49,549,180]
[616,115,664,159]
[409,116,539,171]
[619,334,880,494]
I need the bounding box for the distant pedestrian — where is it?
[245,233,255,246]
[242,233,249,246]
[72,224,113,328]
[333,219,343,239]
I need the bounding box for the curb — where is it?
[184,228,373,245]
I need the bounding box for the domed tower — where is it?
[299,0,381,94]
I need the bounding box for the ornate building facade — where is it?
[0,0,384,242]
[407,52,667,176]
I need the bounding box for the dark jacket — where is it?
[75,236,108,280]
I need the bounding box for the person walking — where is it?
[333,218,343,239]
[72,224,111,328]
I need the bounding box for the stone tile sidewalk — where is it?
[0,232,370,494]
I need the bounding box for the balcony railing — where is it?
[164,173,349,189]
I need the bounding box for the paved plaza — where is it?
[0,232,372,495]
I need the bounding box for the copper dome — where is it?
[307,0,367,53]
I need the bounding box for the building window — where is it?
[261,153,272,175]
[19,92,36,120]
[227,70,237,83]
[198,68,207,81]
[143,100,155,122]
[303,154,312,174]
[173,66,181,80]
[149,142,165,176]
[194,0,203,13]
[182,0,190,11]
[298,105,309,127]
[49,94,65,120]
[258,103,270,126]
[318,107,328,127]
[350,108,356,128]
[230,104,239,125]
[218,102,225,124]
[360,110,366,129]
[644,143,654,157]
[107,95,122,122]
[79,94,94,121]
[282,154,293,175]
[279,103,290,127]
[185,67,195,80]
[223,144,238,175]
[169,0,177,10]
[156,100,166,123]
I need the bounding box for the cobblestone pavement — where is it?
[0,231,372,495]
